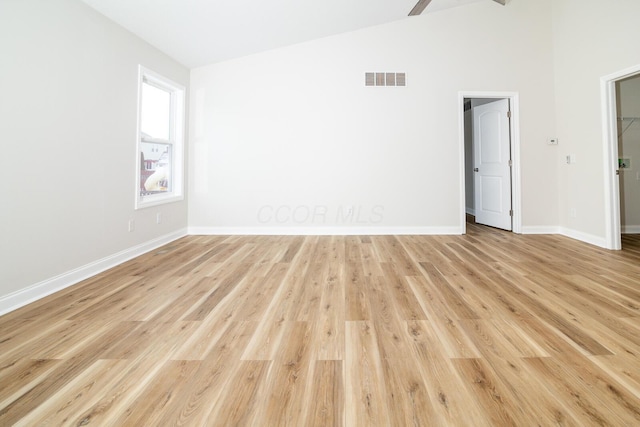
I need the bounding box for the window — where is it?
[135,66,185,209]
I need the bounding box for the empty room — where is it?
[1,0,639,425]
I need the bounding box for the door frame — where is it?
[601,63,640,250]
[458,91,522,234]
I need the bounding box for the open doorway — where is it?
[601,64,640,250]
[616,75,640,235]
[459,92,522,235]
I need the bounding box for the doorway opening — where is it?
[601,64,640,250]
[459,92,521,235]
[616,75,640,236]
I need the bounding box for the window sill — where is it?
[135,193,184,210]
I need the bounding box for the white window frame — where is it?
[135,65,185,209]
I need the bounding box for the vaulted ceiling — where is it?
[80,0,485,68]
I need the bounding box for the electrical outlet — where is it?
[156,212,162,224]
[128,219,135,232]
[570,208,577,218]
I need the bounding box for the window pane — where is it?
[140,142,172,196]
[141,82,171,140]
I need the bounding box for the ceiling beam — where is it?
[408,0,433,16]
[493,0,507,5]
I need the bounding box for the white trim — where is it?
[0,229,188,316]
[622,225,640,234]
[465,207,476,216]
[520,225,609,247]
[559,227,608,249]
[187,226,463,236]
[458,91,522,235]
[601,64,640,250]
[521,226,561,235]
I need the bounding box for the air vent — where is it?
[365,72,375,86]
[365,72,406,87]
[385,73,396,86]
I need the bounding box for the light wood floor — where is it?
[1,225,640,426]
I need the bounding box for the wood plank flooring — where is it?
[1,225,640,425]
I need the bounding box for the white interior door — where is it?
[473,99,512,230]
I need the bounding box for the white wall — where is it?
[552,0,640,245]
[617,75,640,231]
[189,0,558,234]
[0,0,189,312]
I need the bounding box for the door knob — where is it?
[474,168,479,172]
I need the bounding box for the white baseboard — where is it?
[465,208,476,216]
[558,227,608,249]
[0,228,188,316]
[188,226,463,236]
[521,226,561,234]
[498,224,610,248]
[622,225,640,234]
